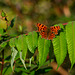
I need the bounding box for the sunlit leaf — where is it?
[11,47,18,70]
[26,31,38,53]
[38,36,51,67]
[66,21,75,69]
[9,38,16,47]
[53,24,67,69]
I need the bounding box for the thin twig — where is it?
[1,50,4,75]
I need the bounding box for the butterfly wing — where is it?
[50,26,60,35]
[40,30,48,39]
[48,31,55,40]
[37,23,48,39]
[37,23,47,32]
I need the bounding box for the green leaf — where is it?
[22,72,28,75]
[0,42,7,48]
[9,38,16,47]
[11,47,18,70]
[1,10,6,17]
[53,31,67,69]
[22,34,28,60]
[0,28,3,34]
[66,21,75,69]
[15,35,23,51]
[15,35,27,54]
[30,71,35,75]
[26,31,38,53]
[15,67,29,73]
[45,67,52,72]
[15,35,27,65]
[0,42,7,53]
[2,65,12,75]
[38,36,51,67]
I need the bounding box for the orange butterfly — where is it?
[37,23,61,40]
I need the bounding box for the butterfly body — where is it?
[37,23,60,40]
[40,27,51,39]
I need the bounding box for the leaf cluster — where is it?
[0,11,75,75]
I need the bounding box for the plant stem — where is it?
[1,50,4,75]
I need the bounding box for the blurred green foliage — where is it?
[0,0,75,32]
